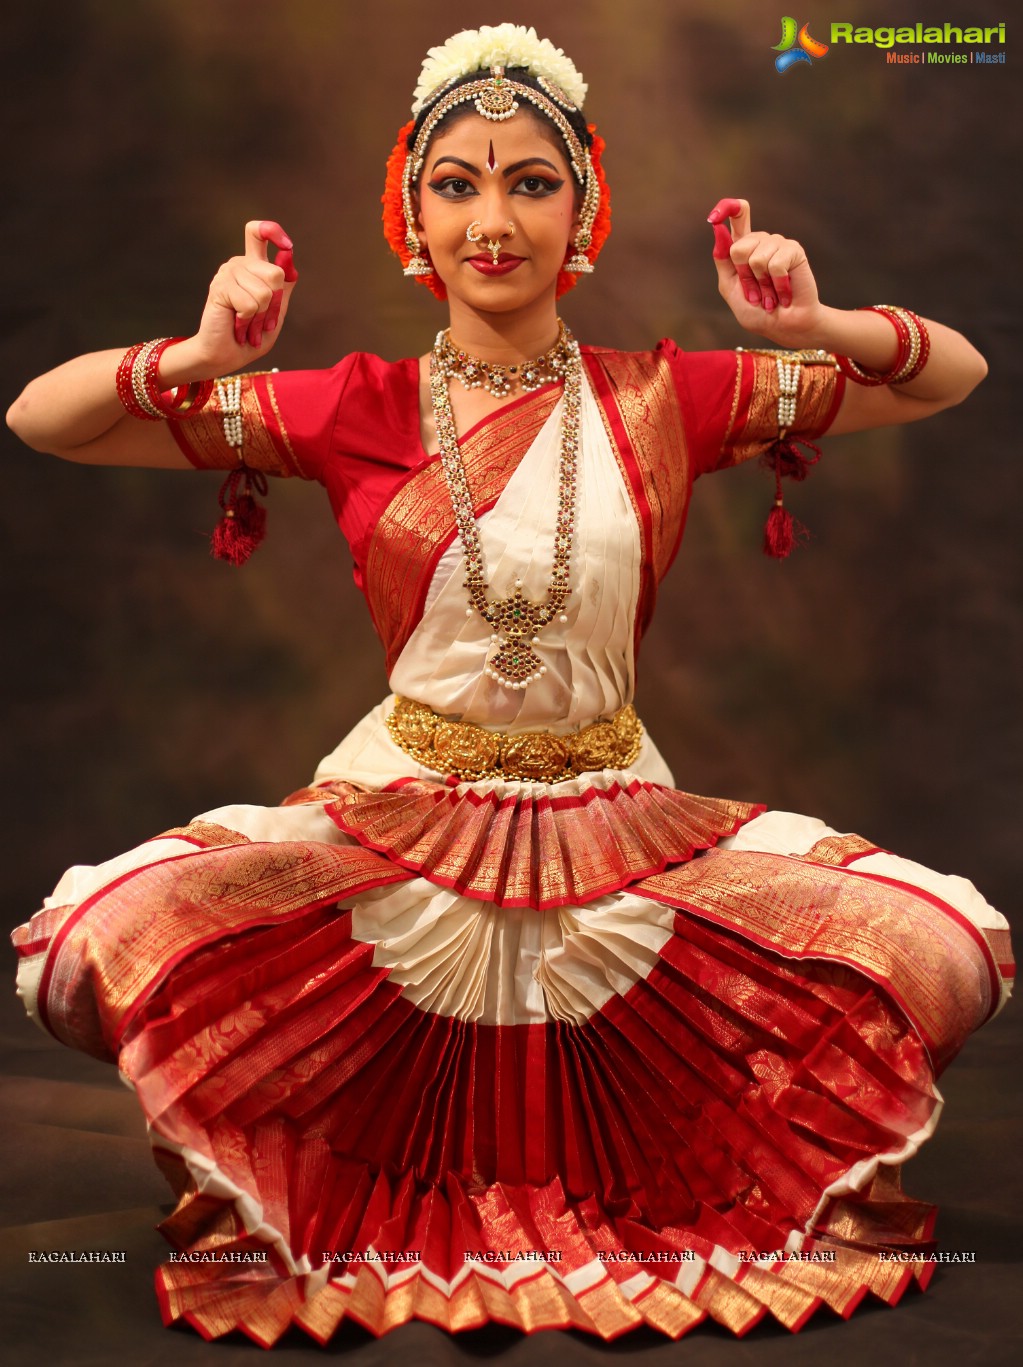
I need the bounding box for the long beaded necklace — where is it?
[430,323,582,690]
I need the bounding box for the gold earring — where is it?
[565,163,600,274]
[403,229,432,278]
[565,229,594,274]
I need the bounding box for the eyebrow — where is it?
[504,157,562,177]
[429,155,563,178]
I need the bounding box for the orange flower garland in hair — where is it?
[381,119,611,301]
[381,120,434,290]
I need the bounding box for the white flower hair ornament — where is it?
[411,23,588,114]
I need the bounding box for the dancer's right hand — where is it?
[192,220,299,370]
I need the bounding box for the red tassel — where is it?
[763,500,797,558]
[760,436,821,559]
[211,467,269,566]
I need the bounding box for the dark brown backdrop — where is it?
[2,2,1020,1364]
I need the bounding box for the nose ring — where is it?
[467,220,516,265]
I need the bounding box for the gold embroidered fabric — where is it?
[800,833,882,866]
[589,350,692,587]
[582,350,694,642]
[638,847,995,1067]
[43,841,409,1059]
[152,1153,941,1342]
[170,372,310,476]
[149,820,252,849]
[721,349,840,469]
[325,774,758,910]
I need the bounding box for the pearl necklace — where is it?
[430,324,582,690]
[433,320,575,399]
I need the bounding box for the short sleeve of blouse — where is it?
[657,340,845,478]
[168,357,358,483]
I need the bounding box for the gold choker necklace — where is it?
[430,320,582,690]
[433,321,575,399]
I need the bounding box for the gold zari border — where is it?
[591,350,692,585]
[723,350,839,468]
[171,373,305,476]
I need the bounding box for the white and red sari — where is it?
[12,343,1013,1345]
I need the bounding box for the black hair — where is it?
[407,66,593,158]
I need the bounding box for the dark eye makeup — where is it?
[427,177,478,199]
[515,175,565,195]
[427,173,565,200]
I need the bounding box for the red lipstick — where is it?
[468,254,524,276]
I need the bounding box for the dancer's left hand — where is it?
[708,198,825,345]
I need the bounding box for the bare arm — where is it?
[707,198,987,434]
[6,221,299,466]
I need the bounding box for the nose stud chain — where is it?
[467,220,516,264]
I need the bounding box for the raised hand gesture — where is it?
[708,198,824,347]
[193,220,299,372]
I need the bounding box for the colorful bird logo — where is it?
[773,17,829,71]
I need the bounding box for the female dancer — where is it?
[8,24,1012,1347]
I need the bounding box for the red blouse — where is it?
[170,344,843,664]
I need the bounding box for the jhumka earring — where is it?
[565,232,594,274]
[564,170,601,274]
[403,229,432,278]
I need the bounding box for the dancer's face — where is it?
[414,111,579,315]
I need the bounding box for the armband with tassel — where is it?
[207,377,268,566]
[115,341,272,566]
[737,347,838,559]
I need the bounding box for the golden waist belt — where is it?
[386,697,644,784]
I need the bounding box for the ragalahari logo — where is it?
[773,17,830,70]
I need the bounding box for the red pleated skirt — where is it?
[12,774,1012,1345]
